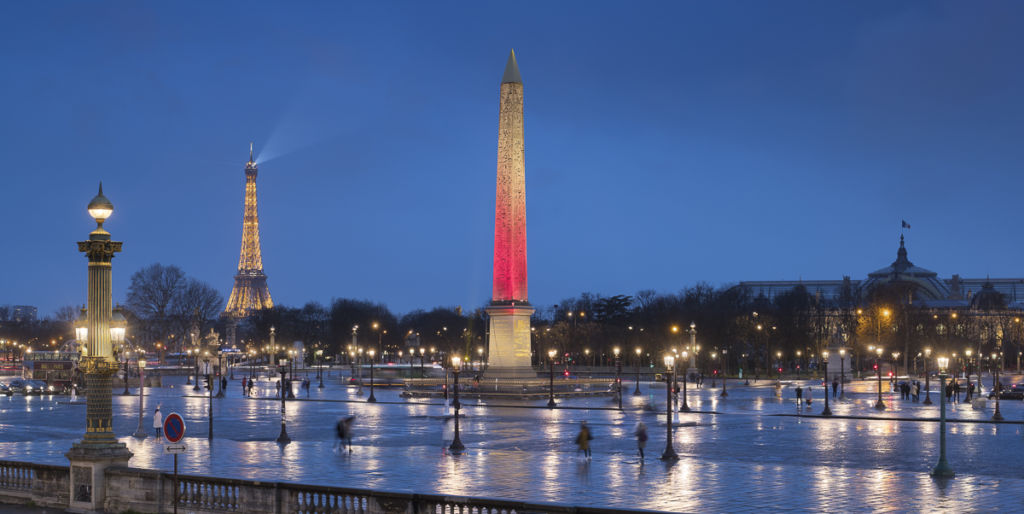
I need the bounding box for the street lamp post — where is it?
[367,350,377,403]
[614,347,622,410]
[661,355,679,462]
[317,350,324,389]
[204,355,213,440]
[547,349,557,408]
[449,357,465,452]
[821,351,832,416]
[113,309,129,396]
[633,347,642,395]
[132,359,148,438]
[419,347,426,375]
[875,347,886,410]
[839,348,847,400]
[680,351,691,412]
[964,349,973,397]
[277,359,290,444]
[215,349,225,398]
[776,351,782,390]
[720,349,728,398]
[186,348,193,386]
[931,356,954,477]
[993,351,1003,421]
[923,348,933,405]
[192,349,201,392]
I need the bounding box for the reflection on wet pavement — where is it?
[2,373,1023,511]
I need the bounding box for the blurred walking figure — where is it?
[575,421,593,460]
[275,379,281,398]
[241,377,247,396]
[795,386,803,409]
[441,416,455,451]
[805,386,813,405]
[153,404,163,437]
[831,378,838,399]
[634,422,648,462]
[335,416,355,453]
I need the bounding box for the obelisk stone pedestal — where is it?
[485,303,536,379]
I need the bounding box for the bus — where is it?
[22,351,80,392]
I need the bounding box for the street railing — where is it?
[0,459,662,513]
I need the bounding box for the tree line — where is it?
[7,263,1023,374]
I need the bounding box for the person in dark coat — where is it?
[634,422,648,462]
[575,422,593,460]
[831,378,839,398]
[336,416,355,452]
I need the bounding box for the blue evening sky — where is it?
[2,1,1023,318]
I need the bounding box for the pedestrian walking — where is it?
[946,381,953,403]
[275,379,281,398]
[575,421,593,460]
[831,378,838,398]
[153,405,163,437]
[248,379,255,397]
[914,381,921,402]
[241,377,247,396]
[221,376,228,393]
[966,382,974,402]
[634,422,648,462]
[304,378,311,397]
[795,385,803,407]
[335,416,355,453]
[441,415,455,450]
[806,386,812,405]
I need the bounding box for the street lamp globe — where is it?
[664,355,675,369]
[75,307,88,344]
[110,308,127,346]
[87,185,114,223]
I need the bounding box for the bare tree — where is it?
[54,305,79,323]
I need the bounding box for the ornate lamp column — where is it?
[66,184,132,511]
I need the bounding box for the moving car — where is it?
[26,380,54,394]
[990,383,1024,400]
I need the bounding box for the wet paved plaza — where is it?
[1,371,1023,512]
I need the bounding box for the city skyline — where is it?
[3,2,1024,318]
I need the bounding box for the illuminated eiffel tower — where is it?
[225,143,274,318]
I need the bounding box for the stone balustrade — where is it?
[0,459,652,513]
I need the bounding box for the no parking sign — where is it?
[164,412,186,452]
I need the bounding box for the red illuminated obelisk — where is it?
[486,50,536,378]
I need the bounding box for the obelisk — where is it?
[486,50,535,378]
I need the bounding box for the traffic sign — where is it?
[164,412,186,443]
[164,444,186,454]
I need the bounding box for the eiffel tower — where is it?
[225,143,274,318]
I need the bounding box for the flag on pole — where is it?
[901,220,911,229]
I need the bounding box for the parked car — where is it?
[7,379,27,394]
[0,382,9,395]
[990,383,1024,400]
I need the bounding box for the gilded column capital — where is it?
[79,356,119,375]
[77,240,123,261]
